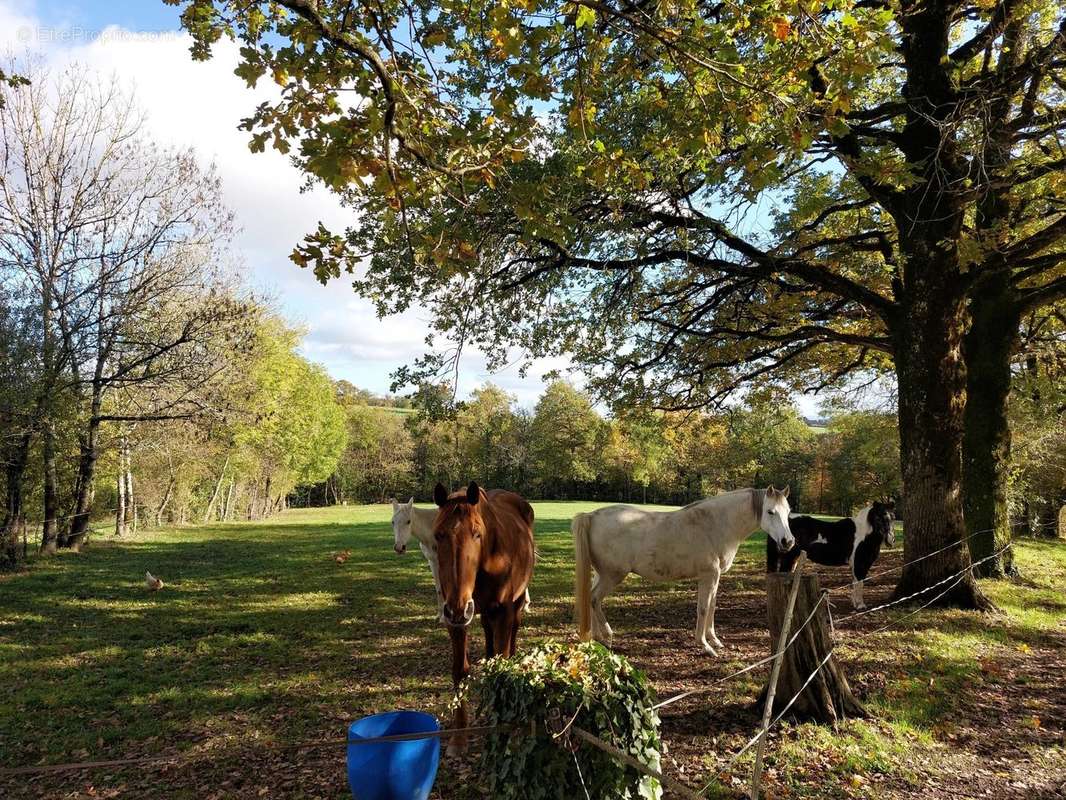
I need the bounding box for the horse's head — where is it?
[432,481,485,628]
[391,497,416,554]
[762,486,795,551]
[869,499,895,546]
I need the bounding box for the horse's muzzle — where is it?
[443,599,475,628]
[394,543,406,554]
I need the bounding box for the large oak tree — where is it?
[174,0,1065,606]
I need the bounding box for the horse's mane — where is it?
[681,487,758,512]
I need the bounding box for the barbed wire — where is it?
[651,592,828,712]
[824,518,1060,596]
[0,724,508,777]
[834,542,1014,626]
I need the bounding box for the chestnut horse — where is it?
[432,481,535,754]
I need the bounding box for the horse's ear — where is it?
[433,483,449,507]
[389,497,397,508]
[466,481,480,505]
[765,486,776,497]
[407,497,414,506]
[782,485,790,498]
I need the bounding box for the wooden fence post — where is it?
[751,552,806,800]
[759,572,865,726]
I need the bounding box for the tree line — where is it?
[295,379,1063,540]
[0,66,347,566]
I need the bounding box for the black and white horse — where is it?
[767,501,895,609]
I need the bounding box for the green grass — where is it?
[1,504,1063,799]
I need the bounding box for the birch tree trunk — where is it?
[115,437,128,537]
[203,456,230,522]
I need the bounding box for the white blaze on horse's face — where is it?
[434,502,483,629]
[762,486,795,551]
[391,497,415,554]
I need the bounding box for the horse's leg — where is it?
[422,543,445,621]
[850,576,866,610]
[590,571,625,647]
[491,602,517,658]
[481,608,496,660]
[704,567,724,649]
[696,568,722,655]
[508,596,525,656]
[448,625,471,757]
[780,546,801,573]
[766,538,778,572]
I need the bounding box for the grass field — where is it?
[1,503,1063,799]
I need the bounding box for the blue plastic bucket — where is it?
[346,710,441,800]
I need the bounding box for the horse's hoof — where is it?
[711,637,725,649]
[699,642,718,656]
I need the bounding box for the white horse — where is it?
[391,497,530,621]
[391,498,446,619]
[573,487,795,655]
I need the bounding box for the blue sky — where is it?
[21,1,180,32]
[2,1,826,416]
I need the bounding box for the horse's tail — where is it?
[573,512,594,641]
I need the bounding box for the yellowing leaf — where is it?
[575,5,596,29]
[772,17,791,41]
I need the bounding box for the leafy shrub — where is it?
[466,641,662,800]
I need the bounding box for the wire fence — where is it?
[823,517,1061,596]
[0,517,1056,792]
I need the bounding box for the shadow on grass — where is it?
[3,510,1064,800]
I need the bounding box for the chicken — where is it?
[144,571,164,591]
[333,549,351,565]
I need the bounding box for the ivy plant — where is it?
[465,641,662,800]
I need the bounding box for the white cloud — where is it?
[0,1,572,405]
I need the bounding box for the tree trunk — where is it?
[248,481,260,520]
[962,281,1019,577]
[127,466,137,534]
[1035,499,1063,539]
[64,410,102,551]
[958,15,1026,578]
[203,456,229,522]
[156,476,174,527]
[115,441,127,538]
[892,266,991,609]
[1,432,32,568]
[41,421,59,555]
[757,573,864,723]
[223,479,235,520]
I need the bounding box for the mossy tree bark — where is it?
[891,250,991,609]
[962,277,1020,578]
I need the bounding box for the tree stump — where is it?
[757,573,865,724]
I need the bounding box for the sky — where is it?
[0,0,822,416]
